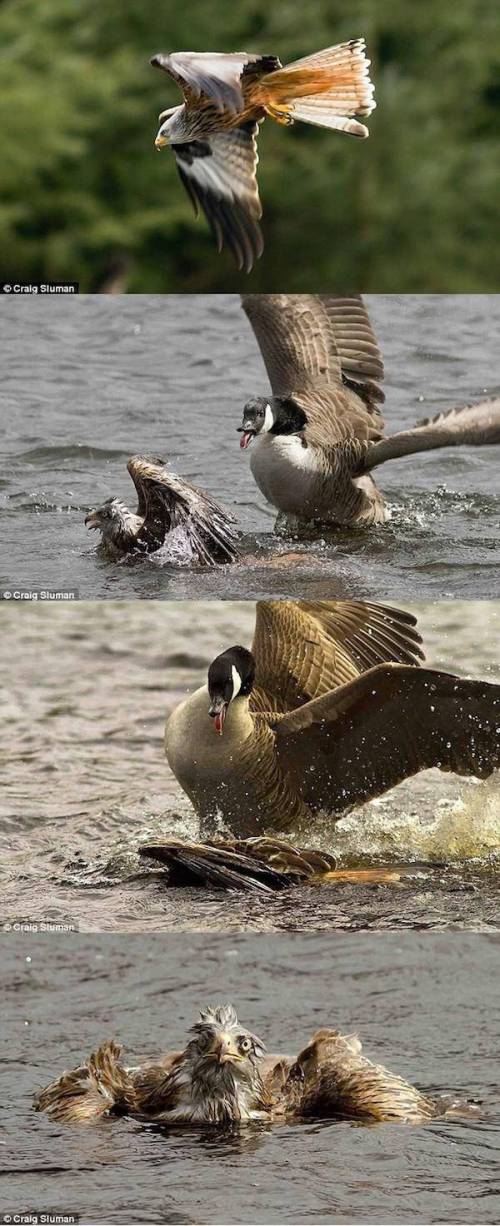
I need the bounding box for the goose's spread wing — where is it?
[364,398,500,471]
[173,123,263,273]
[127,456,239,564]
[274,664,500,814]
[250,600,424,714]
[151,51,274,114]
[241,295,385,437]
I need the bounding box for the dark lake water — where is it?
[2,932,499,1225]
[1,294,500,601]
[1,599,499,933]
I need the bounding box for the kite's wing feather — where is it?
[139,837,338,892]
[173,123,263,272]
[151,51,267,114]
[127,456,239,564]
[250,600,424,714]
[274,664,500,814]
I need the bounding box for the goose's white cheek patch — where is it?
[231,665,242,698]
[262,403,274,433]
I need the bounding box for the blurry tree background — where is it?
[0,0,499,291]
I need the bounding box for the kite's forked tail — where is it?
[261,40,376,137]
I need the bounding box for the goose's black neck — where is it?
[270,397,308,436]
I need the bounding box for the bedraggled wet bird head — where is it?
[207,646,256,733]
[85,497,141,543]
[238,396,307,448]
[185,1005,266,1075]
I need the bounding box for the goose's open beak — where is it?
[84,510,100,530]
[208,697,228,735]
[237,424,255,450]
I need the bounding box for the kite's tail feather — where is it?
[262,40,375,137]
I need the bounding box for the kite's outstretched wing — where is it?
[274,663,500,814]
[139,838,408,892]
[139,837,338,892]
[150,51,280,114]
[172,123,263,272]
[127,456,239,564]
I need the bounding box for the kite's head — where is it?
[185,1005,266,1077]
[154,106,182,149]
[84,497,139,545]
[207,646,255,734]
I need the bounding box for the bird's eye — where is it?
[238,1035,252,1054]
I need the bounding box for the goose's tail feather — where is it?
[34,1040,132,1123]
[262,40,375,137]
[363,398,500,471]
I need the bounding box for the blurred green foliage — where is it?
[0,0,499,291]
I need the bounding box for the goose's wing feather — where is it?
[250,600,424,714]
[241,294,385,426]
[363,398,500,470]
[274,664,500,814]
[127,456,239,564]
[173,123,263,273]
[150,51,267,113]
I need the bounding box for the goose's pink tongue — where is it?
[240,432,253,450]
[214,710,225,735]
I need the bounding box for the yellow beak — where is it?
[210,1033,242,1064]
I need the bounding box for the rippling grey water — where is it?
[2,933,499,1225]
[1,599,499,932]
[1,295,500,601]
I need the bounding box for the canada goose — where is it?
[34,1004,444,1126]
[151,42,375,271]
[85,454,239,565]
[238,295,500,527]
[163,599,500,838]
